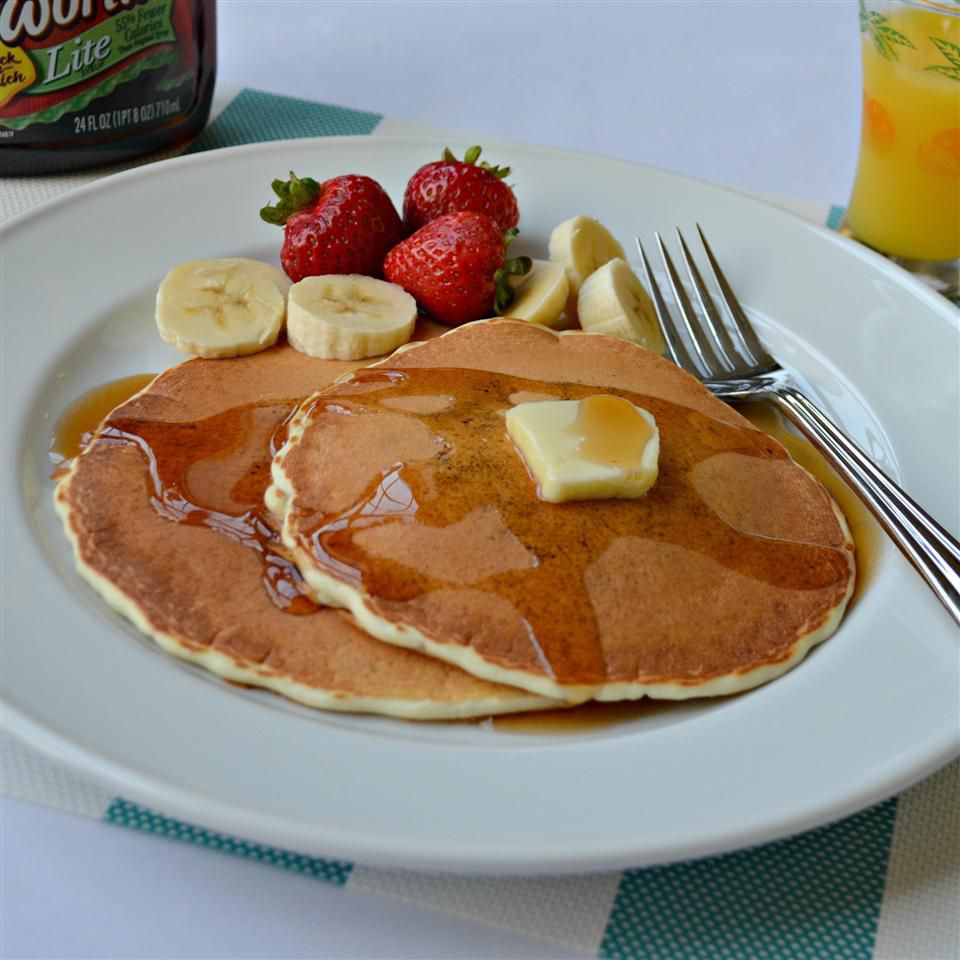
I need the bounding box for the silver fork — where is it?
[637,226,960,626]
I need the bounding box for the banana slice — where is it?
[505,259,569,329]
[577,258,666,353]
[548,216,626,320]
[287,275,417,360]
[156,258,289,358]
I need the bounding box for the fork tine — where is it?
[655,232,725,378]
[695,224,776,369]
[635,239,698,373]
[674,228,743,372]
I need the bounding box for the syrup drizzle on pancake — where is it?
[53,345,561,719]
[99,403,319,617]
[566,394,654,469]
[49,373,157,472]
[286,366,854,688]
[738,402,883,610]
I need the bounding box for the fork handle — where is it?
[772,385,960,626]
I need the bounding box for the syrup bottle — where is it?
[0,0,216,175]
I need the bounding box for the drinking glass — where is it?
[842,0,960,298]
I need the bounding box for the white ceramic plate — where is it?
[2,137,958,875]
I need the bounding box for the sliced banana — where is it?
[287,275,417,360]
[548,216,626,320]
[577,258,666,354]
[504,259,569,329]
[156,258,289,358]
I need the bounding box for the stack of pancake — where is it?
[56,320,855,719]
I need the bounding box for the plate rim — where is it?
[2,133,958,874]
[5,695,956,874]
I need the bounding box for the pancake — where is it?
[55,343,556,718]
[270,319,856,702]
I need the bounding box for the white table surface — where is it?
[2,2,868,958]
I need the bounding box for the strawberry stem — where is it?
[440,145,511,179]
[260,171,321,226]
[494,239,532,313]
[480,160,511,179]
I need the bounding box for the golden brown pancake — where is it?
[270,320,856,702]
[55,343,556,718]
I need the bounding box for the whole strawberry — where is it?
[403,146,519,234]
[384,211,531,327]
[261,172,404,283]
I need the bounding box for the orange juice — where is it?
[846,1,960,261]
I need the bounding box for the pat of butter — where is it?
[505,395,660,503]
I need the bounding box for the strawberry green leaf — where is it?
[259,172,322,226]
[479,161,511,179]
[504,257,533,276]
[441,145,483,165]
[440,145,512,179]
[493,255,532,313]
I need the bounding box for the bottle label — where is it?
[0,0,199,137]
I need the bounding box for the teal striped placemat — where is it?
[101,794,898,960]
[187,88,382,153]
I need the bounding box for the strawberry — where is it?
[402,146,519,234]
[384,211,531,327]
[260,172,404,283]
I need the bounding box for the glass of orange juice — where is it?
[843,0,959,297]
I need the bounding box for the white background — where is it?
[214,0,862,204]
[2,2,864,958]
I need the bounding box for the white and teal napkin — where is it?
[2,86,958,960]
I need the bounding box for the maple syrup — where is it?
[738,402,884,609]
[49,373,156,469]
[51,369,883,732]
[98,404,320,617]
[491,697,689,733]
[493,401,884,734]
[51,380,318,617]
[291,366,855,690]
[565,394,653,469]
